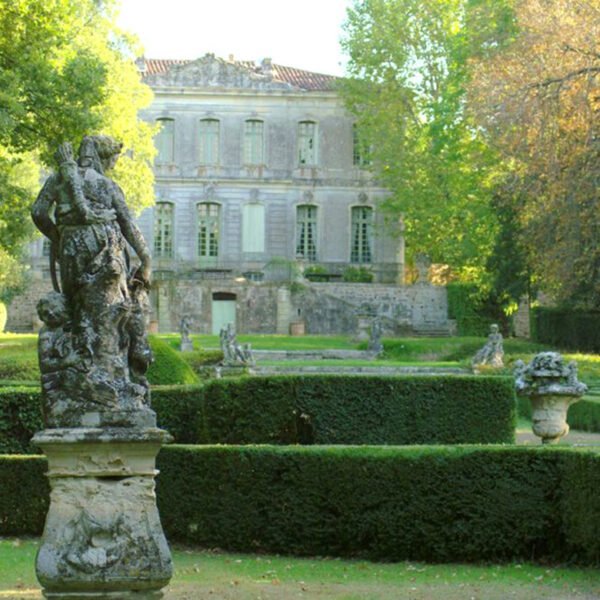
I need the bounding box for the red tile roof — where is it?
[142,57,338,92]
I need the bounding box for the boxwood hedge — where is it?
[2,446,599,564]
[0,375,516,450]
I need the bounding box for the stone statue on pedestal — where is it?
[179,315,194,352]
[31,136,172,598]
[472,323,504,369]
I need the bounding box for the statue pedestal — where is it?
[33,428,173,599]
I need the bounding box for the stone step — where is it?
[253,365,470,376]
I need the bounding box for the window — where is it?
[42,238,51,257]
[242,204,265,253]
[298,121,317,166]
[154,203,174,258]
[351,206,373,263]
[296,205,318,261]
[244,120,264,165]
[155,118,174,163]
[199,118,220,165]
[353,123,371,167]
[197,202,220,258]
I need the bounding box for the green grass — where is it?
[1,539,598,600]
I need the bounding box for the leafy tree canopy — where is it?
[0,0,156,300]
[340,0,517,286]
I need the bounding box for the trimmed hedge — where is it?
[2,446,599,564]
[0,375,516,449]
[146,337,199,385]
[532,307,600,353]
[154,375,517,445]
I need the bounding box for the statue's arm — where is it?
[31,176,59,244]
[112,184,151,284]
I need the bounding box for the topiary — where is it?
[147,336,199,385]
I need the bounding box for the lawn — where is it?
[1,539,599,600]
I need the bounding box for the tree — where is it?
[0,0,156,300]
[469,0,600,307]
[340,0,516,285]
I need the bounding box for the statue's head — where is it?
[37,292,69,328]
[78,135,123,174]
[490,324,499,333]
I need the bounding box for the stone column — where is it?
[396,215,406,286]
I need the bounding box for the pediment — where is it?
[145,54,298,91]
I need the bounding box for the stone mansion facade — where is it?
[10,55,453,335]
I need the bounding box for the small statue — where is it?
[179,315,193,352]
[219,323,254,366]
[472,324,504,369]
[367,318,383,355]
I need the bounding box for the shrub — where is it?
[3,447,599,564]
[0,388,44,453]
[342,266,373,283]
[147,336,199,385]
[533,307,600,353]
[0,375,517,448]
[180,349,223,374]
[155,445,600,564]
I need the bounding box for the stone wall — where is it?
[7,274,453,336]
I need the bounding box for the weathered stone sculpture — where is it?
[472,324,504,369]
[367,318,383,355]
[514,352,587,444]
[179,315,194,352]
[31,136,172,598]
[219,323,254,366]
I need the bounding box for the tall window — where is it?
[197,202,220,258]
[242,204,265,253]
[244,119,264,165]
[42,238,51,257]
[296,205,318,261]
[351,206,373,263]
[298,121,317,166]
[154,203,174,258]
[199,118,220,165]
[352,124,371,167]
[155,118,174,163]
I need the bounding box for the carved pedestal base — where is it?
[32,428,173,599]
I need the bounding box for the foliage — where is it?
[342,266,374,283]
[469,0,600,307]
[147,337,199,386]
[2,447,600,564]
[179,349,223,374]
[155,445,600,564]
[340,0,517,284]
[0,375,515,448]
[0,387,43,453]
[0,0,156,297]
[158,375,516,445]
[532,307,600,353]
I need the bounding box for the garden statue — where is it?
[30,136,172,598]
[472,324,504,369]
[367,318,384,355]
[179,315,194,352]
[514,352,587,444]
[414,252,431,284]
[220,322,255,366]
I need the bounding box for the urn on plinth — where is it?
[514,352,588,444]
[31,136,172,598]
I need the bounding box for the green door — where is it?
[212,299,236,335]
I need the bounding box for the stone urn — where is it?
[514,352,587,444]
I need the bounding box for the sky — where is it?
[116,0,353,76]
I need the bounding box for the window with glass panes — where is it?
[153,203,174,258]
[295,205,318,261]
[197,203,220,258]
[352,124,371,167]
[350,206,373,263]
[244,120,264,164]
[199,119,220,165]
[298,121,317,165]
[155,118,174,163]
